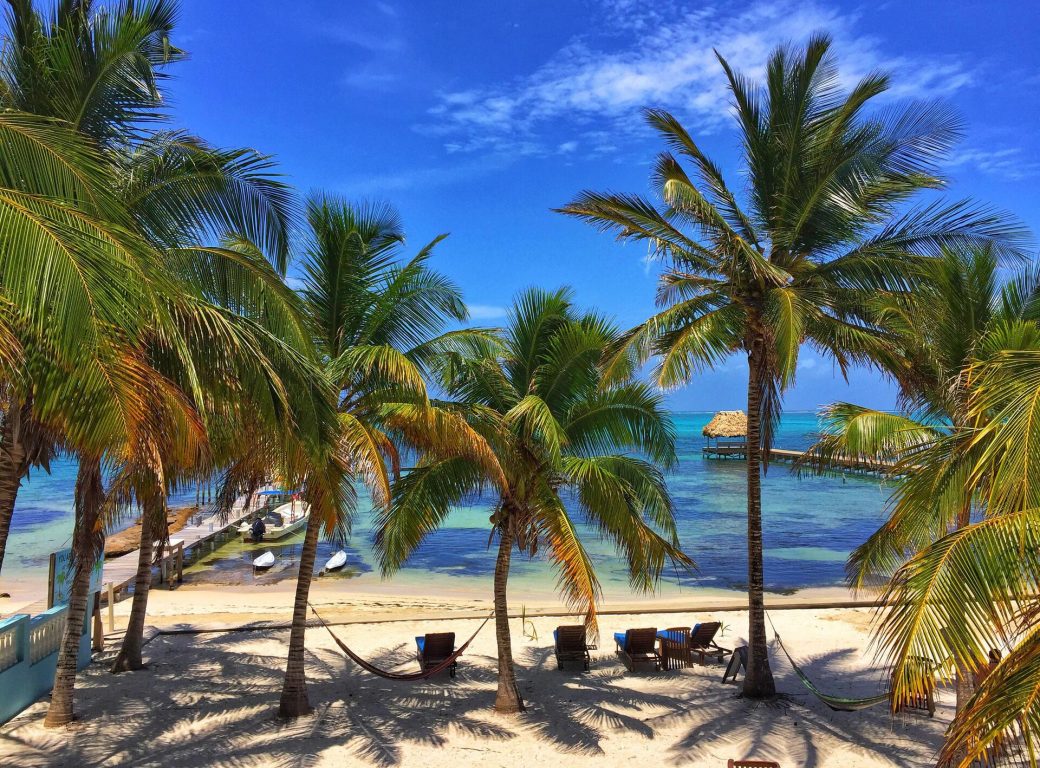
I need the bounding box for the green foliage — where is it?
[377,287,694,632]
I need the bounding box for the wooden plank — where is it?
[102,494,265,595]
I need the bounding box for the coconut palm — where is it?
[377,287,693,713]
[556,34,1026,698]
[0,0,184,577]
[277,195,495,717]
[804,247,1040,727]
[0,0,309,723]
[859,344,1040,766]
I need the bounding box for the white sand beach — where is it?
[0,587,949,768]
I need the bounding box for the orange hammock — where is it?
[309,603,493,681]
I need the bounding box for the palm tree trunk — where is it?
[278,510,320,718]
[743,340,776,699]
[111,498,160,673]
[493,520,524,713]
[44,456,104,728]
[949,501,975,766]
[0,401,28,577]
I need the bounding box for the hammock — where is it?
[772,630,892,712]
[310,603,493,682]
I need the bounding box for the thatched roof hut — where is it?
[702,410,747,438]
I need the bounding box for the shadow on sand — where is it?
[0,626,949,767]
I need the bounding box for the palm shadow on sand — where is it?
[0,629,949,767]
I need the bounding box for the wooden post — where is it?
[176,543,184,583]
[46,552,56,609]
[107,582,115,632]
[92,591,104,651]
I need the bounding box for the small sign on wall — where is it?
[47,548,103,609]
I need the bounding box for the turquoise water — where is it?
[3,412,894,594]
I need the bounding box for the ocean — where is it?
[2,412,894,596]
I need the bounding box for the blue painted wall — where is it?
[0,597,96,724]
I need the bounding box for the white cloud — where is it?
[947,146,1040,181]
[425,0,975,157]
[284,275,306,291]
[467,304,509,320]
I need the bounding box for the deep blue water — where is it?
[4,412,894,594]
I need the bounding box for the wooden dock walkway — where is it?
[703,445,900,476]
[101,499,259,595]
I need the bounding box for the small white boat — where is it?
[322,550,347,574]
[252,551,275,570]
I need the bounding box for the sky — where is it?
[169,0,1040,412]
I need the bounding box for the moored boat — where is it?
[322,550,347,574]
[239,491,310,542]
[252,551,275,570]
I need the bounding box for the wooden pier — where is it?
[702,445,900,476]
[96,495,267,630]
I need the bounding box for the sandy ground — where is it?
[0,590,949,768]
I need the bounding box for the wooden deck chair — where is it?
[613,627,660,671]
[893,655,935,717]
[688,621,732,664]
[657,627,691,670]
[554,625,593,671]
[727,760,780,768]
[415,632,457,679]
[659,622,732,669]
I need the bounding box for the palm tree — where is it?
[277,195,494,717]
[859,344,1040,766]
[0,0,311,722]
[805,247,1040,722]
[0,0,184,577]
[377,287,693,713]
[556,34,1026,697]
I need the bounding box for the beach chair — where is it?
[727,760,780,768]
[553,625,594,671]
[657,627,691,670]
[659,622,732,668]
[892,655,935,717]
[613,627,660,672]
[415,632,457,679]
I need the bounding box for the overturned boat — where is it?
[322,550,347,574]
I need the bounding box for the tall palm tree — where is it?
[0,0,308,723]
[557,35,1027,697]
[0,0,184,577]
[277,195,493,717]
[377,287,694,713]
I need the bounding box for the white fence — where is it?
[28,607,67,664]
[0,620,19,673]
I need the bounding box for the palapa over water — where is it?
[702,410,747,438]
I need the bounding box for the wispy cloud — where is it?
[947,146,1040,181]
[303,1,408,92]
[425,0,976,157]
[467,304,509,320]
[336,155,513,195]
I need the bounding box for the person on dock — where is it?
[250,515,267,543]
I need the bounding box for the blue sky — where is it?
[170,0,1039,411]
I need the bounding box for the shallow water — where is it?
[3,412,894,595]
